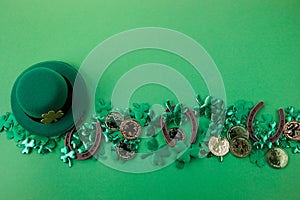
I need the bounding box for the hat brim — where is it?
[11,61,87,137]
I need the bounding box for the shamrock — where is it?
[17,138,35,154]
[32,136,56,154]
[195,95,212,118]
[146,126,156,137]
[5,125,26,142]
[41,110,64,124]
[151,146,172,166]
[223,100,253,133]
[129,103,151,126]
[0,115,8,132]
[102,130,122,144]
[233,100,253,120]
[60,146,76,168]
[163,100,182,126]
[146,113,163,137]
[96,99,112,117]
[141,138,172,166]
[249,149,266,167]
[175,143,200,169]
[147,137,159,151]
[288,140,300,154]
[277,134,290,148]
[285,106,300,122]
[252,114,276,149]
[123,138,141,152]
[0,113,18,131]
[70,132,83,149]
[37,139,56,154]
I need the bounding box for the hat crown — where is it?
[16,67,68,119]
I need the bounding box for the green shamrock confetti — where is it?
[123,138,141,152]
[129,103,151,126]
[176,143,200,169]
[32,136,56,154]
[285,106,300,122]
[147,137,159,151]
[252,114,276,149]
[60,146,76,168]
[0,113,18,131]
[0,115,7,132]
[195,95,212,118]
[96,99,112,117]
[223,100,253,134]
[249,149,266,167]
[151,145,172,166]
[17,138,35,154]
[145,112,161,137]
[5,125,26,142]
[163,100,182,126]
[287,140,300,154]
[142,141,172,166]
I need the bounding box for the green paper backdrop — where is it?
[0,0,299,199]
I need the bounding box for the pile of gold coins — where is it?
[207,122,300,169]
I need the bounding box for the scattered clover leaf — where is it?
[17,138,35,154]
[60,146,76,168]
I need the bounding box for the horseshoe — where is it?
[247,101,285,143]
[161,106,198,147]
[65,122,102,160]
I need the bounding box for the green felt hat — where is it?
[11,61,87,137]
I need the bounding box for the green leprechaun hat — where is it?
[11,61,87,137]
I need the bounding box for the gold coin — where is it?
[229,137,252,158]
[104,112,124,131]
[266,147,288,169]
[227,125,249,141]
[116,140,136,160]
[283,121,300,141]
[169,128,186,142]
[208,136,229,157]
[120,119,141,140]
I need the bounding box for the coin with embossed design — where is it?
[169,128,186,142]
[283,121,300,141]
[265,147,288,169]
[116,140,136,160]
[120,119,141,140]
[227,125,249,141]
[208,136,229,157]
[104,112,124,131]
[229,137,251,158]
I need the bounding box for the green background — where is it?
[1,0,300,199]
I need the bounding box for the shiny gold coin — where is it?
[227,125,249,141]
[120,119,141,140]
[116,140,136,161]
[104,112,124,131]
[208,136,230,157]
[266,147,288,169]
[283,121,300,141]
[169,128,186,142]
[229,137,252,158]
